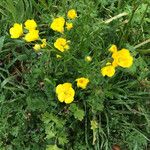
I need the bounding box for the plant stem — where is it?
[104,12,128,24]
[118,3,140,47]
[134,39,150,49]
[136,3,149,41]
[84,100,89,148]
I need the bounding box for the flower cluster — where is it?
[9,19,47,52]
[24,19,39,42]
[101,45,133,77]
[9,10,134,105]
[50,9,77,53]
[33,39,47,52]
[56,77,89,104]
[9,10,77,53]
[50,9,77,33]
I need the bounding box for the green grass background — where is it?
[0,0,150,150]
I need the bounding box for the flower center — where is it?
[79,80,84,83]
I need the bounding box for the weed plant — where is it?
[0,0,150,150]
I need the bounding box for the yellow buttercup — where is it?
[9,23,23,39]
[56,83,75,104]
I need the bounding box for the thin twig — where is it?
[134,39,150,49]
[104,12,128,24]
[118,3,140,46]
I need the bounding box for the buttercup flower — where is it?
[50,17,65,33]
[25,19,37,30]
[41,39,47,48]
[112,49,133,68]
[76,77,90,89]
[109,44,117,53]
[54,38,70,52]
[66,22,73,30]
[112,59,118,68]
[24,30,39,42]
[9,23,23,39]
[67,9,77,19]
[33,44,41,52]
[85,56,92,62]
[56,83,75,104]
[101,63,115,77]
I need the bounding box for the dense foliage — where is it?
[0,0,150,150]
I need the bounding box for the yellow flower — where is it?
[24,30,39,42]
[109,44,117,53]
[112,49,133,68]
[41,39,47,48]
[67,9,77,19]
[101,63,115,77]
[56,83,75,104]
[76,77,89,89]
[112,59,118,68]
[9,23,23,39]
[85,56,92,62]
[33,44,41,52]
[50,17,65,33]
[66,22,73,30]
[25,19,37,30]
[54,38,69,52]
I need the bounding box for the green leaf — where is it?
[0,95,5,102]
[1,76,15,88]
[45,126,55,139]
[41,112,52,124]
[69,104,84,121]
[46,145,62,150]
[11,126,19,137]
[26,94,48,111]
[91,120,98,130]
[58,134,68,145]
[0,36,5,51]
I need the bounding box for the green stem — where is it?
[136,49,150,54]
[117,0,122,8]
[136,3,149,42]
[84,100,89,149]
[139,3,149,26]
[118,3,140,47]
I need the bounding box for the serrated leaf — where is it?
[45,129,55,140]
[74,109,84,121]
[46,145,62,150]
[58,134,68,145]
[91,120,98,130]
[26,95,48,111]
[42,112,52,124]
[69,104,84,121]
